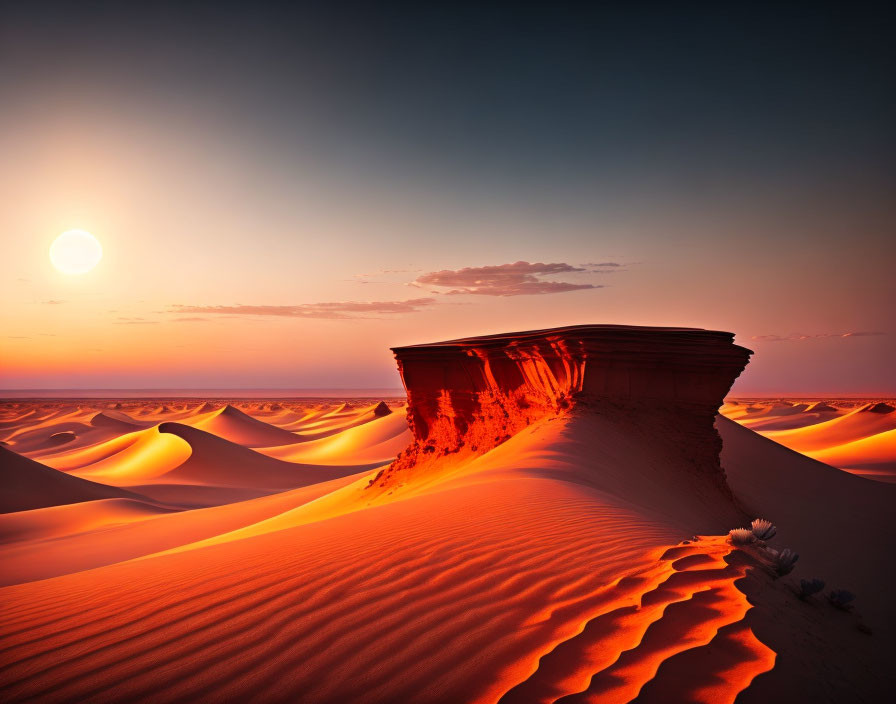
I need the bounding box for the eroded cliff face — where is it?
[373,325,752,488]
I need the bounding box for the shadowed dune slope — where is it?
[186,405,305,448]
[89,411,146,431]
[718,416,896,626]
[0,446,141,514]
[722,400,896,481]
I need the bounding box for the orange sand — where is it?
[0,388,892,702]
[721,399,896,482]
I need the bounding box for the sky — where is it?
[1,2,894,394]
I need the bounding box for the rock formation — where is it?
[375,325,752,488]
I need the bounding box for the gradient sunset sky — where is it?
[1,3,893,394]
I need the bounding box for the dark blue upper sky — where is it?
[3,1,893,200]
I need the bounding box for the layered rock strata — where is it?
[374,325,752,487]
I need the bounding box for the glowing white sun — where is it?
[50,230,102,275]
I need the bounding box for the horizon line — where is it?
[0,387,407,399]
[1,388,893,401]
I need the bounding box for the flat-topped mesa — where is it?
[375,325,752,487]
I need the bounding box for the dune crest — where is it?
[187,404,306,448]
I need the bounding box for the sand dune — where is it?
[260,410,411,465]
[66,426,194,485]
[241,405,311,428]
[89,410,146,430]
[763,403,896,452]
[1,408,146,455]
[718,416,895,620]
[731,401,844,431]
[804,401,837,413]
[0,474,367,586]
[0,409,40,429]
[722,399,896,482]
[0,498,176,544]
[186,405,306,448]
[37,426,168,471]
[0,446,139,513]
[282,402,397,436]
[64,422,376,490]
[805,428,896,482]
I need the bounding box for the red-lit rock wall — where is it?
[376,325,751,487]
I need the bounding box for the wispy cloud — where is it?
[170,317,210,323]
[412,261,601,296]
[351,268,423,284]
[169,297,437,320]
[41,299,64,305]
[752,331,887,342]
[114,317,160,325]
[583,262,625,270]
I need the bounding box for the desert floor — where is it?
[1,397,894,702]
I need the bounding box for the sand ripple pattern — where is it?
[0,483,772,704]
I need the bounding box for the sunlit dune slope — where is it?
[725,401,843,431]
[0,409,40,429]
[279,401,397,436]
[721,400,896,482]
[1,408,148,455]
[241,405,314,428]
[805,428,896,482]
[67,422,380,489]
[260,410,411,465]
[65,426,194,484]
[762,403,896,452]
[0,446,140,513]
[0,498,176,544]
[35,426,176,471]
[0,473,365,586]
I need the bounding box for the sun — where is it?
[50,230,103,275]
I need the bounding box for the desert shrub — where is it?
[768,548,799,576]
[828,589,855,610]
[728,528,754,545]
[751,518,777,541]
[798,578,825,599]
